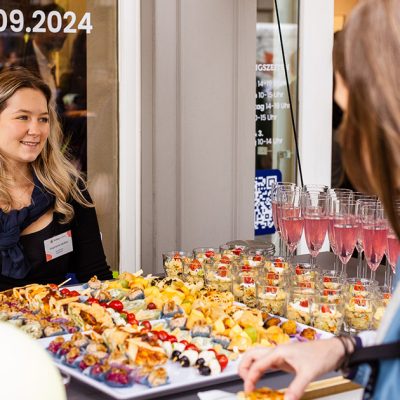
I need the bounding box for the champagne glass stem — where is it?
[341,262,345,274]
[357,251,363,278]
[370,269,376,281]
[362,258,368,279]
[384,258,389,288]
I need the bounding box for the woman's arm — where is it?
[69,188,113,282]
[239,337,353,400]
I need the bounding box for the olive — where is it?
[195,358,205,368]
[171,350,181,361]
[199,365,211,376]
[179,356,190,367]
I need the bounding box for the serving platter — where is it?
[39,322,333,400]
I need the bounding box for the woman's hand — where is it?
[239,338,347,400]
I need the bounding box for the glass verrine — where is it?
[182,256,205,287]
[344,290,376,333]
[232,266,257,308]
[219,243,248,262]
[312,300,344,334]
[203,258,233,292]
[193,247,220,262]
[286,288,316,325]
[256,283,287,317]
[291,262,320,290]
[373,287,392,330]
[162,251,192,278]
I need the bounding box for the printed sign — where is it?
[254,169,282,235]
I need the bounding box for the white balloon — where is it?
[0,322,66,400]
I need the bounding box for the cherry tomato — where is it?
[241,265,251,272]
[108,300,124,312]
[69,290,80,297]
[87,298,100,305]
[179,340,189,346]
[205,250,215,258]
[216,354,229,370]
[218,266,228,277]
[156,330,169,341]
[60,288,70,296]
[126,313,137,325]
[243,276,254,284]
[189,259,202,271]
[321,305,331,313]
[232,248,242,256]
[253,255,262,262]
[299,300,309,308]
[185,343,199,352]
[48,284,58,291]
[147,302,157,310]
[139,320,152,330]
[167,335,177,343]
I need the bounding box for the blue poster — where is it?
[254,169,282,236]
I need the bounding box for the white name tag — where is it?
[44,230,73,262]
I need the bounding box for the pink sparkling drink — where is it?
[272,201,280,232]
[281,216,304,255]
[304,216,329,258]
[363,225,388,271]
[387,234,400,272]
[333,223,358,264]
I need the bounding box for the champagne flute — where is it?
[279,187,304,264]
[386,223,400,290]
[355,198,379,278]
[362,204,388,281]
[302,192,329,265]
[333,202,358,274]
[271,182,296,255]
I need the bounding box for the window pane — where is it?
[0,0,119,269]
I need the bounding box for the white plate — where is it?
[39,322,333,400]
[39,335,242,400]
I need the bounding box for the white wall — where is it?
[141,0,256,274]
[297,0,334,253]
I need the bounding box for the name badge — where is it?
[44,230,73,262]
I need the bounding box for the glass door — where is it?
[0,0,119,269]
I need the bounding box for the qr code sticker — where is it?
[254,175,278,233]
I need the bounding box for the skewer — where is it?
[58,278,72,288]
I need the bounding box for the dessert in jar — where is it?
[312,303,343,334]
[286,290,314,325]
[162,251,192,277]
[257,284,286,317]
[344,295,374,332]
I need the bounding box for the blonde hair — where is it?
[0,67,93,222]
[336,0,400,237]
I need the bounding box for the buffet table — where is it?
[64,252,375,400]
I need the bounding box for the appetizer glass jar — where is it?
[372,287,392,330]
[344,290,376,333]
[162,251,192,278]
[290,263,321,290]
[286,288,316,325]
[203,258,233,292]
[256,283,287,317]
[182,257,205,286]
[312,301,344,334]
[318,269,347,291]
[264,256,289,274]
[192,247,220,263]
[219,243,248,262]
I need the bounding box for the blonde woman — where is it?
[240,0,400,399]
[0,67,112,290]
